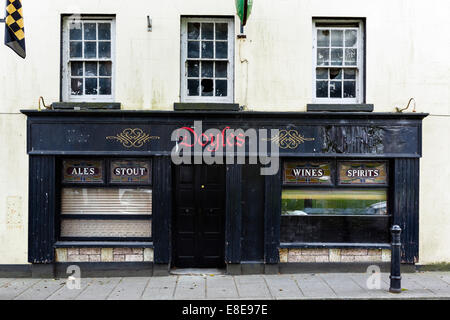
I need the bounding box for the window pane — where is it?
[215,61,227,78]
[98,23,111,40]
[330,68,342,80]
[344,81,356,98]
[281,189,388,216]
[215,80,227,97]
[99,62,112,76]
[330,48,343,66]
[216,42,228,59]
[201,61,213,77]
[215,23,228,40]
[99,42,111,58]
[316,68,328,80]
[188,23,200,40]
[85,62,97,76]
[345,48,357,65]
[317,29,329,47]
[69,23,82,40]
[85,78,98,95]
[187,60,199,77]
[187,79,199,96]
[61,188,152,215]
[330,81,342,98]
[71,62,83,76]
[331,30,343,47]
[188,41,199,58]
[344,69,356,79]
[316,81,328,98]
[201,79,214,96]
[345,29,357,47]
[61,219,152,238]
[201,23,214,40]
[99,78,112,95]
[71,78,83,95]
[70,41,82,58]
[84,23,97,40]
[84,42,97,58]
[201,41,214,58]
[317,48,329,66]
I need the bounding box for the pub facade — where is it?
[0,0,448,277]
[22,110,426,276]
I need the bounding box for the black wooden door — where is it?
[173,164,226,268]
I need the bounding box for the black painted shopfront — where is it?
[22,110,427,275]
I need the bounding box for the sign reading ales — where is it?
[62,160,104,183]
[338,161,388,185]
[283,161,332,185]
[110,159,151,184]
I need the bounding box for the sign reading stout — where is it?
[110,159,152,184]
[338,161,388,185]
[62,159,104,183]
[283,161,332,185]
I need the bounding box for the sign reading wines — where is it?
[283,161,333,185]
[110,159,152,184]
[62,159,104,183]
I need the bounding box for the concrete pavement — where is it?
[0,272,449,300]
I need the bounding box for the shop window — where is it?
[312,19,364,103]
[281,160,390,244]
[180,17,234,103]
[62,16,115,102]
[59,159,152,241]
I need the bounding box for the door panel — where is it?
[173,164,226,268]
[241,164,265,261]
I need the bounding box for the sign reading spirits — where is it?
[338,161,388,185]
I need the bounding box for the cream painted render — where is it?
[0,0,449,264]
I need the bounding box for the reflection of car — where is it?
[366,201,387,215]
[283,210,308,216]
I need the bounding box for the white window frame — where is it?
[312,19,364,104]
[62,16,116,102]
[180,17,235,103]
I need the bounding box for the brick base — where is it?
[279,248,391,263]
[55,248,154,263]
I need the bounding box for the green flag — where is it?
[235,0,253,26]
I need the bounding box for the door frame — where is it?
[171,163,227,268]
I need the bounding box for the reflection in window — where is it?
[182,19,233,102]
[281,188,387,216]
[65,18,114,100]
[314,21,363,102]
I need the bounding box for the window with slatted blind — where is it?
[59,159,153,241]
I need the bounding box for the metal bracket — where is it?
[237,21,246,39]
[147,16,152,32]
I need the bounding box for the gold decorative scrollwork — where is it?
[267,130,315,149]
[106,128,160,148]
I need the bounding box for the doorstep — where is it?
[170,268,225,276]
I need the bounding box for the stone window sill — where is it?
[307,104,374,112]
[54,241,153,248]
[174,102,240,111]
[51,102,121,110]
